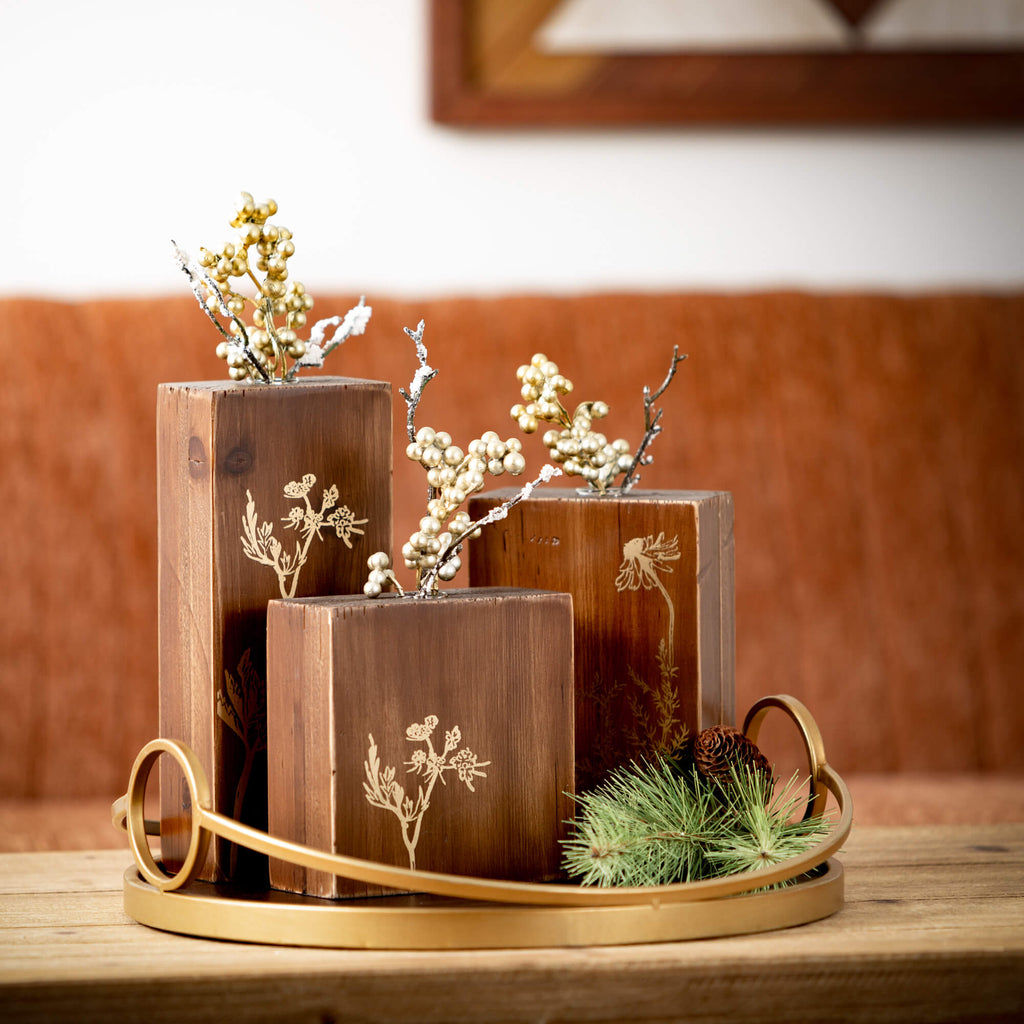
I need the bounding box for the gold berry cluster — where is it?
[512,353,632,492]
[198,192,315,380]
[396,427,526,580]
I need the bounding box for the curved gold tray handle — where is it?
[743,693,831,821]
[112,693,853,907]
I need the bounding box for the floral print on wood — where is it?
[241,472,368,599]
[363,715,490,870]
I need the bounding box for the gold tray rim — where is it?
[123,858,845,949]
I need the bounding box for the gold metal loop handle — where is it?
[743,693,829,821]
[114,694,852,907]
[124,739,212,892]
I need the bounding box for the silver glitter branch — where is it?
[285,297,373,381]
[171,240,271,383]
[398,320,438,444]
[621,347,686,491]
[415,464,562,596]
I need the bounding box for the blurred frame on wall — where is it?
[431,0,1024,126]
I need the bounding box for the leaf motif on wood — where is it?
[218,647,269,865]
[218,648,267,754]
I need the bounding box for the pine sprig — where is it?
[561,756,830,888]
[705,766,831,879]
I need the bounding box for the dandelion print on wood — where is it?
[615,532,687,756]
[616,533,681,638]
[363,715,490,870]
[241,473,368,599]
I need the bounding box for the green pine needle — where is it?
[561,756,831,888]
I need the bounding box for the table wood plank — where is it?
[1,826,1022,1023]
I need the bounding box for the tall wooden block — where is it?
[158,377,392,883]
[267,588,574,899]
[469,489,734,792]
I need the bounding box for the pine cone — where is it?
[693,726,772,784]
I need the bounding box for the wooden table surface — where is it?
[1,824,1022,1024]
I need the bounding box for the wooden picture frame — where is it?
[430,0,1024,127]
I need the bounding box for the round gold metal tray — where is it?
[113,694,852,949]
[122,859,843,949]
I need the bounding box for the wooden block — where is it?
[267,588,574,898]
[468,489,734,792]
[158,377,392,883]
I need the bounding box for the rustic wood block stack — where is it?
[157,377,734,896]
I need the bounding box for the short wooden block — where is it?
[267,588,574,899]
[468,489,734,792]
[158,377,392,883]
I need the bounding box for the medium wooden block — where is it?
[267,588,574,898]
[468,489,734,792]
[158,377,392,883]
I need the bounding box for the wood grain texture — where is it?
[469,490,734,791]
[1,825,1022,1022]
[158,378,392,884]
[267,588,574,898]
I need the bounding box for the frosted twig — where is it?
[286,297,372,380]
[171,240,270,383]
[397,320,437,443]
[416,465,562,595]
[621,347,685,491]
[173,240,235,340]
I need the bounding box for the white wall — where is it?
[3,0,1022,299]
